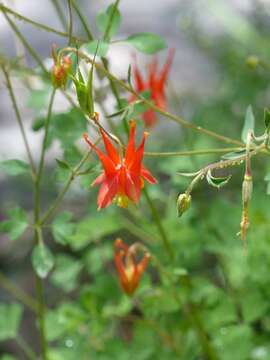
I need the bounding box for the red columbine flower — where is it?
[114,238,150,296]
[83,120,157,209]
[131,49,174,127]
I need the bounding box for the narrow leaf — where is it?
[176,171,201,177]
[56,159,72,170]
[222,149,246,160]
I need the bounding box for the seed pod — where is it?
[242,174,253,206]
[177,193,191,218]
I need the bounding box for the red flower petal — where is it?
[158,48,175,89]
[129,131,147,173]
[125,172,141,202]
[83,133,116,177]
[92,172,105,186]
[97,175,119,209]
[125,120,136,166]
[141,165,157,184]
[132,55,145,92]
[100,128,120,165]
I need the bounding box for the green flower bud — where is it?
[177,193,191,218]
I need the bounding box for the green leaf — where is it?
[27,87,51,111]
[125,32,167,54]
[83,40,109,57]
[206,169,231,189]
[213,324,253,360]
[32,243,54,278]
[51,254,82,292]
[240,290,269,323]
[52,211,75,245]
[43,108,87,149]
[0,303,23,341]
[96,4,121,39]
[241,105,255,143]
[45,303,87,342]
[264,108,270,130]
[0,159,30,176]
[0,207,28,241]
[69,214,122,250]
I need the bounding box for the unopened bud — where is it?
[246,56,259,69]
[242,174,253,205]
[177,193,191,217]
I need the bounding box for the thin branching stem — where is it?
[1,66,36,178]
[64,48,246,147]
[71,0,94,40]
[145,147,243,157]
[0,272,38,313]
[67,0,73,45]
[50,0,68,30]
[17,335,37,360]
[0,4,84,42]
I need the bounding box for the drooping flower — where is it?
[83,120,157,209]
[114,238,150,296]
[131,49,175,127]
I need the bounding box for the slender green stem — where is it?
[71,0,94,40]
[17,335,37,360]
[67,0,73,45]
[103,0,120,41]
[0,4,84,43]
[50,0,68,30]
[0,272,38,313]
[37,89,56,181]
[143,188,174,261]
[1,10,47,73]
[145,147,243,157]
[31,89,56,360]
[35,273,47,360]
[1,66,36,178]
